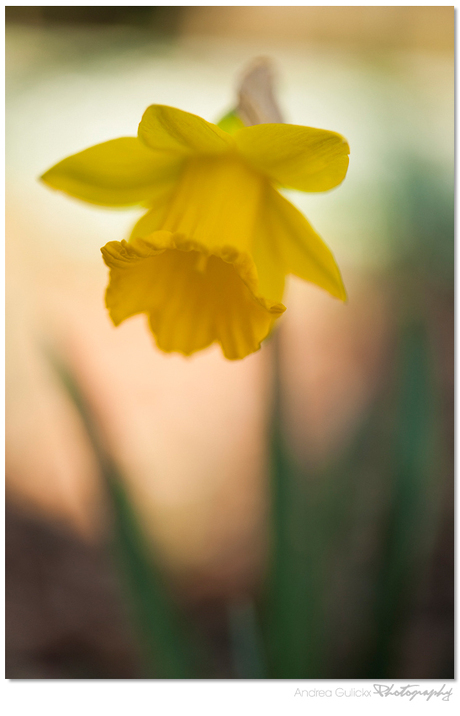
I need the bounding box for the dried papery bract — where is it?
[237,58,284,126]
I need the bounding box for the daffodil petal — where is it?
[101,233,285,360]
[265,187,346,301]
[101,235,171,324]
[138,105,234,157]
[251,207,286,304]
[40,137,182,207]
[159,155,264,257]
[235,123,349,192]
[129,201,174,242]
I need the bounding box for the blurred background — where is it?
[5,6,454,679]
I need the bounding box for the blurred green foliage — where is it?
[52,355,207,679]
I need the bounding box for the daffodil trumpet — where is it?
[41,104,349,360]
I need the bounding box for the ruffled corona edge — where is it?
[101,232,286,360]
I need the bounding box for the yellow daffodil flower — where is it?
[41,105,349,359]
